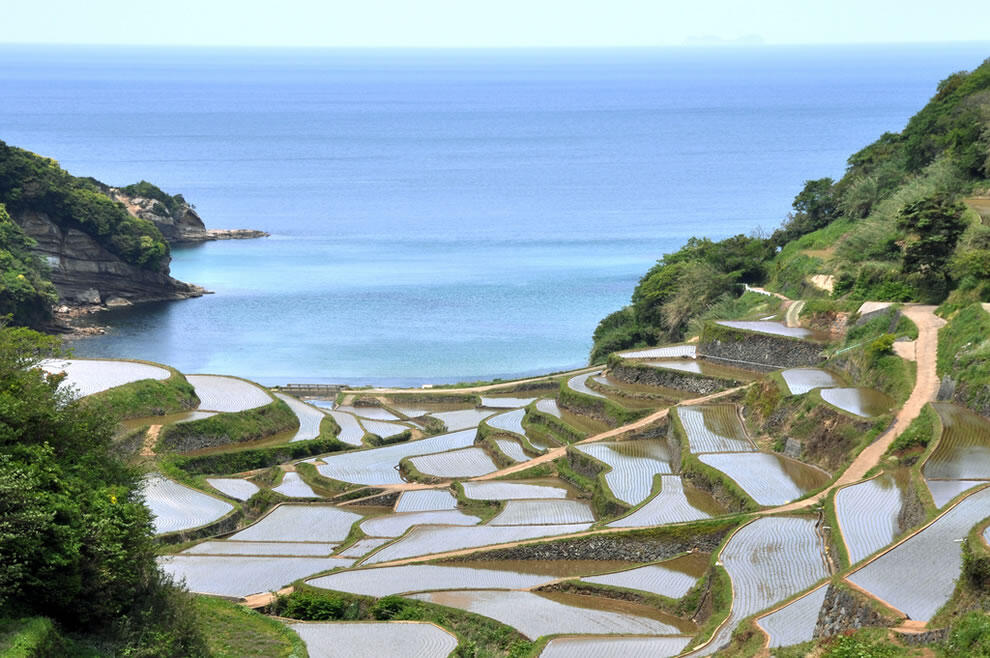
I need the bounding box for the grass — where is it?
[193,596,307,657]
[937,303,990,413]
[0,617,74,657]
[887,404,938,459]
[451,481,504,524]
[84,366,199,419]
[824,487,851,571]
[558,378,648,427]
[157,397,299,452]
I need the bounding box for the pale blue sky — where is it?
[2,0,988,48]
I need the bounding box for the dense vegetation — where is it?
[0,325,207,655]
[0,203,56,327]
[591,57,990,361]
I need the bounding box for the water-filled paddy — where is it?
[618,344,697,360]
[394,489,459,513]
[408,447,498,478]
[359,418,409,439]
[159,554,351,598]
[185,374,273,412]
[460,480,571,501]
[535,399,562,418]
[141,474,233,535]
[494,438,529,462]
[609,476,716,527]
[360,510,480,538]
[336,538,390,558]
[308,563,554,597]
[410,589,688,639]
[274,393,325,442]
[757,584,829,649]
[567,372,606,398]
[780,368,840,395]
[450,559,633,579]
[206,477,259,501]
[41,358,170,397]
[540,635,692,658]
[182,541,336,557]
[429,408,497,431]
[581,553,708,599]
[272,472,320,498]
[229,504,362,543]
[317,429,476,485]
[926,479,985,508]
[480,396,538,408]
[835,471,910,564]
[925,403,990,480]
[820,387,893,418]
[698,452,828,506]
[575,440,674,505]
[847,486,990,621]
[716,320,823,340]
[290,621,458,658]
[486,409,527,436]
[676,405,754,453]
[323,410,366,446]
[335,405,401,421]
[489,499,595,525]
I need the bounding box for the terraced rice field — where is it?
[581,554,707,599]
[395,489,459,512]
[336,538,390,558]
[359,418,409,438]
[182,541,335,557]
[480,396,537,408]
[408,447,498,478]
[364,523,591,564]
[429,408,496,431]
[487,409,527,436]
[540,636,692,658]
[781,368,840,395]
[609,476,711,527]
[697,453,825,506]
[41,358,170,397]
[536,399,562,418]
[574,440,673,505]
[410,590,682,640]
[390,405,430,418]
[690,517,828,656]
[757,585,829,649]
[141,474,233,535]
[335,405,401,421]
[185,374,272,412]
[272,472,320,498]
[618,344,697,359]
[308,563,554,597]
[290,622,458,658]
[158,555,350,598]
[676,405,754,453]
[274,393,325,442]
[924,403,990,480]
[317,430,477,485]
[820,387,893,418]
[460,481,570,500]
[926,479,985,508]
[360,510,480,537]
[494,438,529,462]
[325,410,366,446]
[835,472,908,564]
[229,505,362,543]
[206,477,259,501]
[567,372,606,398]
[715,320,814,339]
[489,500,594,525]
[847,486,990,621]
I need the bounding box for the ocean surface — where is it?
[2,44,988,385]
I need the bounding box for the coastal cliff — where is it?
[0,140,265,326]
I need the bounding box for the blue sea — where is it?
[2,44,987,385]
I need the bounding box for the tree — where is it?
[897,195,968,284]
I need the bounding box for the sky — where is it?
[2,0,988,48]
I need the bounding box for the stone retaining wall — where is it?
[607,358,739,395]
[698,323,825,370]
[813,585,892,638]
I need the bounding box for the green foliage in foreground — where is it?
[271,587,532,658]
[193,596,306,658]
[0,325,207,655]
[0,203,56,329]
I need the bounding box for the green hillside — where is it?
[592,56,990,362]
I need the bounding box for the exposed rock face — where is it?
[607,359,740,395]
[699,326,825,370]
[813,585,891,638]
[14,209,205,305]
[109,188,268,243]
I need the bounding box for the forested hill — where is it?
[591,56,990,363]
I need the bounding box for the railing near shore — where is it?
[276,384,343,398]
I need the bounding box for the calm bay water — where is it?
[2,44,987,384]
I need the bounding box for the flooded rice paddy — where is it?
[159,555,352,598]
[323,410,367,445]
[486,408,527,436]
[290,621,458,658]
[274,393,325,442]
[359,418,410,438]
[181,540,336,557]
[185,374,273,412]
[316,429,477,485]
[618,344,697,360]
[394,489,459,512]
[141,474,233,535]
[336,538,390,558]
[697,452,827,506]
[926,479,985,508]
[575,440,674,505]
[272,472,320,498]
[480,396,538,408]
[820,387,893,418]
[429,408,496,431]
[489,499,595,525]
[408,447,498,478]
[535,398,562,418]
[229,504,361,543]
[460,480,571,500]
[757,584,829,649]
[540,635,692,658]
[715,320,822,340]
[835,471,910,564]
[360,510,480,538]
[780,367,840,395]
[567,372,606,398]
[676,405,755,453]
[494,438,529,462]
[308,563,554,597]
[847,486,990,621]
[580,553,708,599]
[41,358,170,397]
[206,477,259,501]
[925,403,990,480]
[609,476,717,527]
[335,405,401,421]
